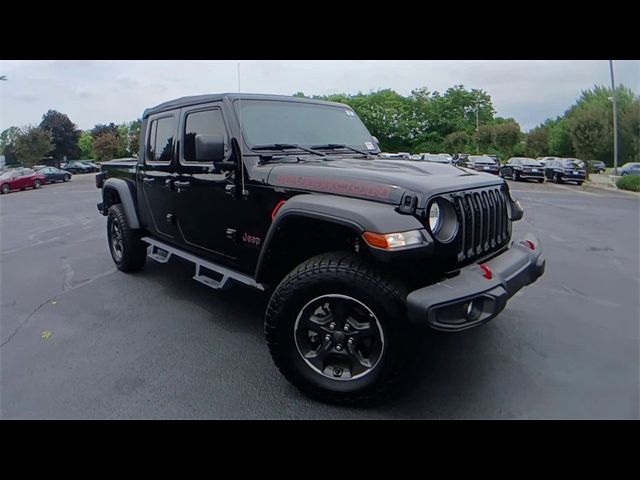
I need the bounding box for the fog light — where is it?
[465,300,482,321]
[466,302,474,317]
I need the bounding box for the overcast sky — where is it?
[1,60,638,133]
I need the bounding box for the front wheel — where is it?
[1,183,9,194]
[107,204,147,272]
[265,252,414,405]
[537,178,544,183]
[554,173,563,184]
[64,175,70,182]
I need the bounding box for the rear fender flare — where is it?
[102,178,140,229]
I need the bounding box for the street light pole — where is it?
[609,60,619,176]
[475,101,480,155]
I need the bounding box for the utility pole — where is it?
[609,60,619,176]
[475,101,480,155]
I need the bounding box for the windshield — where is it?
[234,100,377,153]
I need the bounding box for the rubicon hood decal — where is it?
[274,174,395,201]
[265,158,504,205]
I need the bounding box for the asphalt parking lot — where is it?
[1,173,638,419]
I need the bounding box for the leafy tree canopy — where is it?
[39,110,81,161]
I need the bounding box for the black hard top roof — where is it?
[142,93,349,119]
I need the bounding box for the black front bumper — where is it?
[406,234,545,332]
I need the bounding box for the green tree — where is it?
[620,100,640,162]
[91,122,119,139]
[1,126,21,165]
[39,110,81,163]
[92,132,121,161]
[546,117,575,157]
[78,131,95,159]
[565,85,638,164]
[15,126,53,166]
[127,119,142,157]
[526,126,549,158]
[117,123,130,157]
[568,105,611,161]
[475,125,494,153]
[491,122,521,159]
[444,131,470,153]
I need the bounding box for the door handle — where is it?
[142,177,154,184]
[174,181,190,187]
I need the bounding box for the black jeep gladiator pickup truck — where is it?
[96,93,545,403]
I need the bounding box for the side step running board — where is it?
[141,237,264,291]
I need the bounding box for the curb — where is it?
[583,181,640,197]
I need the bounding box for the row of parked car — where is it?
[0,160,101,195]
[381,151,639,184]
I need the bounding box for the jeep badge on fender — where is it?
[96,93,545,404]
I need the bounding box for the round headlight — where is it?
[428,202,442,233]
[427,198,459,243]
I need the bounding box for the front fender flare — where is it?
[254,194,427,281]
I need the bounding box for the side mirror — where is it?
[371,136,380,146]
[195,134,235,171]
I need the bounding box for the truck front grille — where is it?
[447,186,511,263]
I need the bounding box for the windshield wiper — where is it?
[310,144,373,156]
[253,144,325,157]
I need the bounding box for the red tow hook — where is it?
[480,264,493,280]
[524,240,536,251]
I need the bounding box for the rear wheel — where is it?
[537,178,544,183]
[33,179,42,189]
[265,252,414,405]
[554,173,563,184]
[107,204,147,272]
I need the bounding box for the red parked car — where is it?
[0,168,46,194]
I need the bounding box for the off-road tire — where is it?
[107,204,146,272]
[265,252,415,405]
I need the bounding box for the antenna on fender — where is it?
[237,62,248,198]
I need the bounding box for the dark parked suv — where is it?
[464,155,500,175]
[500,157,545,183]
[588,160,606,174]
[544,158,587,185]
[95,93,545,403]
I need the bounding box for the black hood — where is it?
[265,157,505,205]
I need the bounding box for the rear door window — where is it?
[147,116,176,163]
